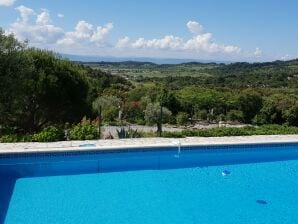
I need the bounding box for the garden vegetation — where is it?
[0,29,297,142]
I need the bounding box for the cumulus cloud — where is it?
[9,5,113,48]
[57,21,113,46]
[8,9,243,59]
[15,5,35,23]
[116,36,130,48]
[36,9,52,25]
[0,0,16,6]
[186,21,204,34]
[10,6,64,44]
[184,33,239,53]
[118,21,241,55]
[131,36,184,50]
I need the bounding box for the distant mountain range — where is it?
[60,54,232,65]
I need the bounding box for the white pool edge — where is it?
[0,135,297,154]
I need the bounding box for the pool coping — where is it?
[0,135,297,155]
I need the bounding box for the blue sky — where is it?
[0,0,297,62]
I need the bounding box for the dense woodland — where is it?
[0,29,297,142]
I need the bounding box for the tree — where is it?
[283,104,298,126]
[0,31,90,132]
[123,101,145,124]
[92,95,121,122]
[253,99,283,125]
[237,91,263,123]
[144,103,172,132]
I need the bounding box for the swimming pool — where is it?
[1,143,298,223]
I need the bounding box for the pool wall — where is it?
[0,143,297,179]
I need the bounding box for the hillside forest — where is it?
[0,29,297,141]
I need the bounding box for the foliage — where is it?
[162,125,298,138]
[176,112,189,125]
[0,31,90,132]
[1,30,298,141]
[283,104,298,126]
[92,95,121,122]
[123,101,145,124]
[116,127,142,139]
[226,110,244,122]
[144,103,172,125]
[32,126,64,142]
[69,117,99,140]
[0,134,19,143]
[237,91,263,123]
[0,134,33,143]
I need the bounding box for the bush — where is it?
[195,110,208,120]
[123,101,145,124]
[92,96,121,122]
[283,105,298,126]
[135,119,146,125]
[163,125,298,138]
[254,124,298,135]
[0,134,33,143]
[226,110,244,122]
[116,127,142,139]
[32,126,64,142]
[69,117,99,140]
[176,112,189,126]
[181,127,250,137]
[144,103,172,125]
[162,131,185,138]
[0,134,19,143]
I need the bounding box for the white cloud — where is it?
[254,47,262,57]
[36,9,52,25]
[116,36,130,48]
[8,10,248,60]
[184,32,240,54]
[15,5,35,23]
[119,21,241,55]
[57,21,113,46]
[91,23,113,43]
[131,35,184,50]
[0,0,15,6]
[9,6,113,48]
[57,13,64,18]
[187,21,204,34]
[10,6,64,44]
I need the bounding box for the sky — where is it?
[0,0,297,62]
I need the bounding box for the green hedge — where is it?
[162,125,298,138]
[1,124,297,143]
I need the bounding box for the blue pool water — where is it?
[1,143,298,224]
